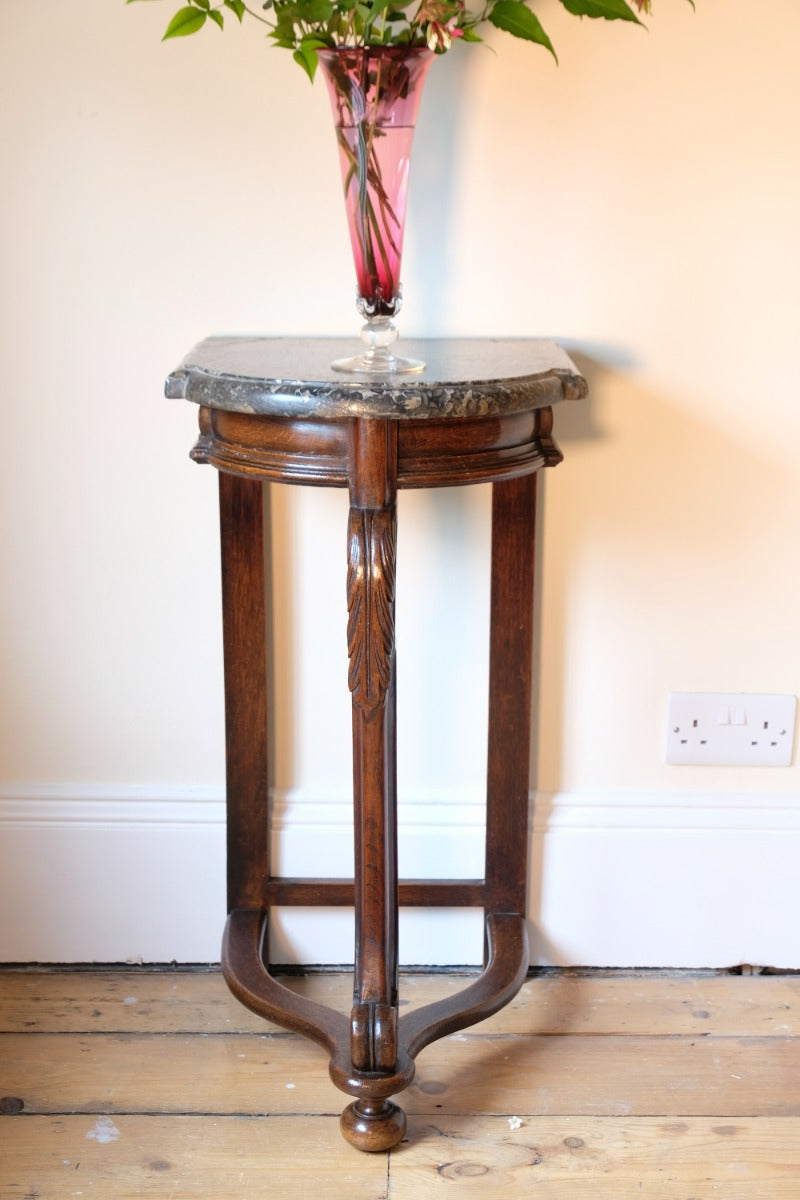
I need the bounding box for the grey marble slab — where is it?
[166,337,587,420]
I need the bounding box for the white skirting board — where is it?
[1,785,798,968]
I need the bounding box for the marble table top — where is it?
[166,337,587,421]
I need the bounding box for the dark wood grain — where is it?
[347,420,400,1075]
[262,879,486,907]
[192,407,562,488]
[485,473,538,916]
[400,913,529,1058]
[222,909,348,1055]
[218,473,270,913]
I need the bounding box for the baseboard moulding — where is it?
[1,785,797,967]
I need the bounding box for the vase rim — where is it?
[317,45,435,59]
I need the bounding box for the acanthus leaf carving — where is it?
[347,507,396,717]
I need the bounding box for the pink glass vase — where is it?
[318,47,434,374]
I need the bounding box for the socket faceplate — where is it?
[666,692,797,767]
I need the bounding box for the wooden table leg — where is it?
[341,417,405,1150]
[395,474,535,1058]
[485,472,538,925]
[218,472,270,913]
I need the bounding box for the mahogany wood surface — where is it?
[218,474,269,913]
[175,338,585,1152]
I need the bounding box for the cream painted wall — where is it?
[1,1,798,963]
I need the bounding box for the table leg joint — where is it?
[351,1001,399,1072]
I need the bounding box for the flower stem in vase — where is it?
[318,47,434,375]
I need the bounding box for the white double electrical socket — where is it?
[666,691,797,767]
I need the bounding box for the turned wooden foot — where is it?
[340,1100,407,1152]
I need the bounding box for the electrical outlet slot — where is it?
[666,692,797,767]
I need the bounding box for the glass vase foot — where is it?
[332,315,424,375]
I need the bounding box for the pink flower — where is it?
[425,19,464,51]
[415,0,465,51]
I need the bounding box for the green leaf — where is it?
[162,7,208,37]
[557,0,643,24]
[224,0,247,19]
[193,0,210,10]
[207,7,225,26]
[271,7,298,39]
[293,0,334,22]
[293,39,323,80]
[488,1,557,59]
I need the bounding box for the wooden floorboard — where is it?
[3,1030,799,1118]
[2,1115,389,1199]
[3,969,798,1035]
[2,968,800,1197]
[392,1116,800,1198]
[5,1115,800,1199]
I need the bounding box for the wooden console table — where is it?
[167,337,586,1151]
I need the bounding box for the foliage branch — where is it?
[127,0,691,81]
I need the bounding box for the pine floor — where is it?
[2,967,799,1198]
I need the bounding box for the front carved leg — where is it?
[345,419,401,1082]
[347,501,399,1074]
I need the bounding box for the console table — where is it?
[167,337,586,1151]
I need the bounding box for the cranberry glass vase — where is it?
[318,47,434,374]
